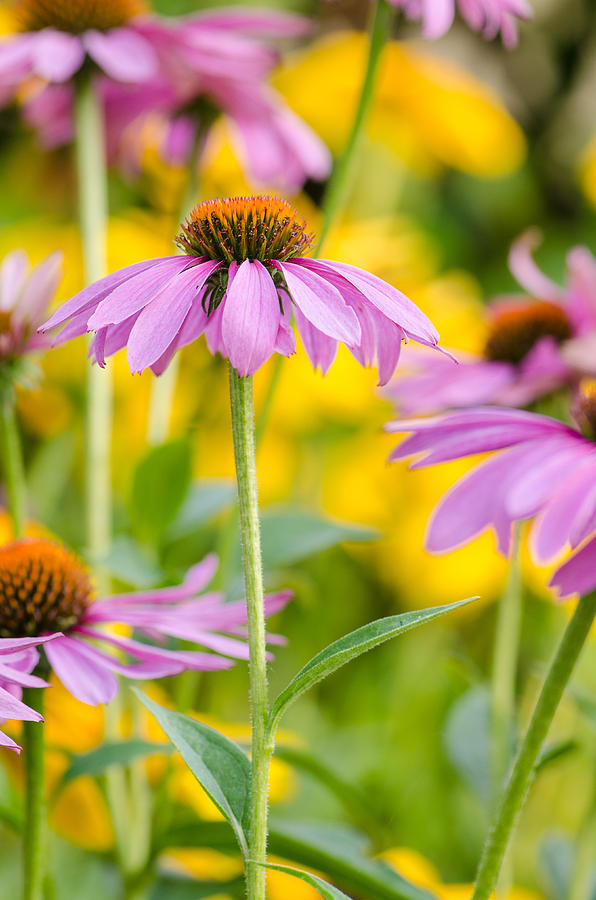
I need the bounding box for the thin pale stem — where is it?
[492,526,522,798]
[315,0,394,255]
[568,776,596,900]
[228,364,271,900]
[74,73,112,581]
[491,529,522,898]
[473,592,596,900]
[0,384,26,538]
[22,688,45,900]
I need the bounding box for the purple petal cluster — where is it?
[0,634,61,752]
[388,405,596,598]
[0,249,62,366]
[390,0,532,47]
[387,232,596,415]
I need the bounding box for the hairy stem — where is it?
[22,688,45,900]
[473,593,596,900]
[228,365,271,900]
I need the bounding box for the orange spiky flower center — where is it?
[15,0,146,33]
[176,196,314,265]
[0,539,94,637]
[484,301,572,365]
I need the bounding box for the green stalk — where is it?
[0,383,26,538]
[22,688,45,900]
[74,72,112,580]
[473,593,596,900]
[315,0,395,255]
[492,526,522,800]
[228,364,271,900]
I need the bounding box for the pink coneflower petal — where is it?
[76,628,232,672]
[0,663,49,690]
[87,257,195,329]
[322,261,440,344]
[14,250,62,325]
[126,260,219,373]
[505,439,589,519]
[83,28,158,82]
[508,230,561,302]
[41,257,180,332]
[533,459,596,562]
[0,249,28,310]
[278,262,360,346]
[221,259,281,376]
[30,30,85,82]
[294,306,338,375]
[192,8,311,37]
[550,535,596,598]
[45,636,119,706]
[0,685,44,722]
[421,0,456,37]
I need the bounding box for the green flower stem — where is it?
[228,364,271,900]
[315,0,395,255]
[492,526,522,802]
[74,72,112,580]
[473,592,596,900]
[0,384,26,538]
[22,688,46,900]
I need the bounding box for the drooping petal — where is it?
[0,730,21,753]
[87,257,195,329]
[0,634,62,655]
[40,257,180,332]
[532,459,596,563]
[550,537,596,599]
[76,628,233,672]
[30,30,85,82]
[221,259,281,376]
[278,262,360,346]
[45,636,118,706]
[126,260,220,373]
[318,260,439,344]
[0,684,44,722]
[420,0,456,38]
[293,306,337,374]
[84,28,158,82]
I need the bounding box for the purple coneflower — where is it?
[0,634,60,752]
[387,391,596,597]
[0,249,62,369]
[390,0,531,47]
[0,539,289,706]
[5,3,329,191]
[40,195,441,383]
[387,232,596,415]
[0,0,158,92]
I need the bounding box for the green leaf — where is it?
[269,598,476,735]
[130,440,192,541]
[135,691,250,855]
[150,875,244,899]
[443,685,492,805]
[166,480,236,541]
[261,863,352,899]
[260,509,377,568]
[155,821,438,900]
[103,535,164,588]
[60,740,171,787]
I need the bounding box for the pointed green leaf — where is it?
[269,598,476,735]
[135,691,250,855]
[261,863,353,899]
[60,740,171,787]
[130,439,192,541]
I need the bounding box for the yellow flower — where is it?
[383,847,544,899]
[273,32,525,178]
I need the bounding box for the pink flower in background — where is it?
[387,232,596,416]
[0,249,62,366]
[0,635,61,752]
[387,397,596,597]
[390,0,532,47]
[0,539,290,706]
[40,195,443,383]
[0,0,159,97]
[7,4,329,191]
